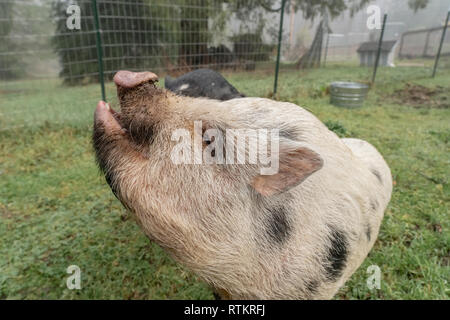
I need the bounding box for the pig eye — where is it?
[202,127,212,145]
[203,135,213,146]
[203,130,218,144]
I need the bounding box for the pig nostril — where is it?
[113,70,159,89]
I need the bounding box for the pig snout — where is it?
[113,70,158,88]
[94,101,123,133]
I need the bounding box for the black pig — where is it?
[165,68,245,101]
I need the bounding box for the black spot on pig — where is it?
[305,279,319,297]
[371,168,383,184]
[366,224,372,241]
[165,69,245,101]
[266,205,292,245]
[324,227,349,281]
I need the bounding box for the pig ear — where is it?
[250,147,323,197]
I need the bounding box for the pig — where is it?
[164,68,245,101]
[93,70,392,300]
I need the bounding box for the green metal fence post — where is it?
[432,9,450,78]
[372,13,387,84]
[92,0,106,101]
[273,0,286,96]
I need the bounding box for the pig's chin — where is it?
[94,100,155,160]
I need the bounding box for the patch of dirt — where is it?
[392,83,449,109]
[0,203,13,219]
[442,255,450,267]
[430,223,443,233]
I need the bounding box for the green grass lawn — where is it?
[0,63,449,299]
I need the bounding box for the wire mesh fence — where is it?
[0,0,449,131]
[0,0,275,81]
[399,25,450,59]
[325,25,450,66]
[0,0,284,130]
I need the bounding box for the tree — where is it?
[0,2,23,79]
[296,14,328,69]
[52,0,169,85]
[291,0,373,69]
[50,0,435,85]
[219,0,375,69]
[178,0,210,67]
[177,0,272,68]
[408,0,430,13]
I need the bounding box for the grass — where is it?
[0,62,449,299]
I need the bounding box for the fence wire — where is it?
[399,26,450,59]
[0,0,281,130]
[0,0,449,131]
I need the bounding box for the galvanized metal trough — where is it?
[330,82,369,108]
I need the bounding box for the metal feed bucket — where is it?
[330,82,369,108]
